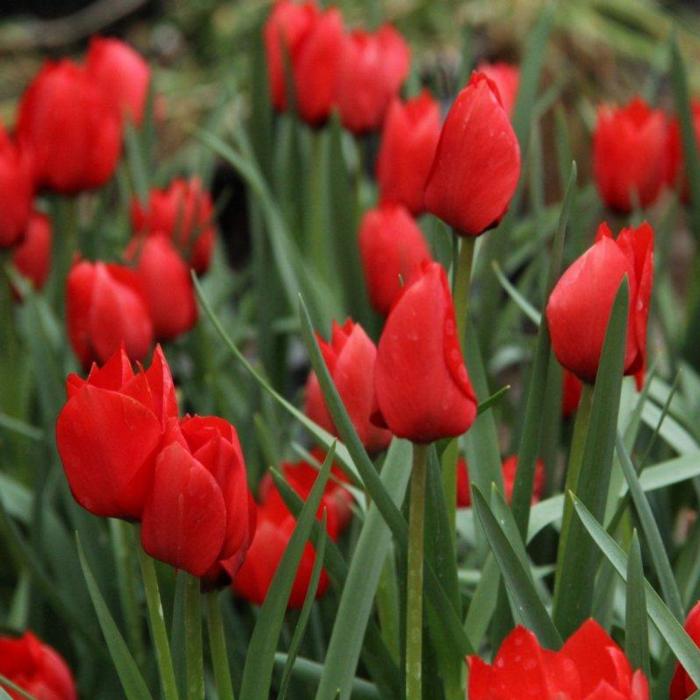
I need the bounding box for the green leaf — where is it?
[573,495,700,687]
[472,486,562,649]
[238,447,334,700]
[463,554,500,649]
[625,530,650,679]
[491,261,541,325]
[76,534,154,700]
[0,676,37,700]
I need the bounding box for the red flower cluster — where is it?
[56,346,255,584]
[469,619,649,699]
[264,0,410,132]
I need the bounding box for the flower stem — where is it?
[452,235,476,352]
[406,442,429,700]
[206,590,236,700]
[185,574,205,700]
[137,546,180,700]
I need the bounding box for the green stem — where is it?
[53,197,80,316]
[453,236,476,351]
[406,443,429,700]
[138,547,180,700]
[185,574,205,700]
[206,590,235,700]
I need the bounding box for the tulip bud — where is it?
[141,416,256,584]
[17,60,122,194]
[358,204,432,316]
[593,97,668,212]
[335,25,410,134]
[670,601,700,700]
[476,61,519,118]
[86,36,151,125]
[0,632,77,700]
[12,211,52,293]
[66,260,154,367]
[424,72,521,236]
[0,123,33,248]
[56,346,177,519]
[126,236,198,341]
[305,319,392,453]
[131,177,216,274]
[376,91,441,215]
[546,222,654,386]
[374,261,478,443]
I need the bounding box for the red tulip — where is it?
[56,346,177,519]
[424,71,521,236]
[666,100,700,202]
[131,177,216,274]
[374,261,478,443]
[593,97,668,212]
[469,619,649,699]
[141,415,256,583]
[562,369,583,418]
[86,36,151,125]
[17,59,122,194]
[0,123,33,247]
[335,25,410,134]
[126,236,198,341]
[670,601,700,700]
[0,631,76,700]
[476,61,519,118]
[66,260,153,367]
[12,211,52,292]
[305,319,392,453]
[546,222,654,387]
[358,204,432,315]
[376,91,441,215]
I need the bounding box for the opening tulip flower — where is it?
[0,122,33,248]
[469,619,649,699]
[546,222,654,386]
[424,71,521,236]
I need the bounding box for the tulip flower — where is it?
[305,319,392,453]
[376,91,442,215]
[335,25,410,134]
[126,236,198,341]
[0,123,33,248]
[141,416,256,583]
[469,619,649,699]
[0,631,77,700]
[66,260,153,367]
[562,369,583,418]
[56,346,177,519]
[17,59,122,194]
[670,601,700,700]
[358,204,432,315]
[131,177,216,274]
[11,211,52,294]
[546,222,654,386]
[476,61,520,118]
[593,97,668,212]
[424,71,521,236]
[86,36,151,125]
[666,100,700,202]
[374,261,478,443]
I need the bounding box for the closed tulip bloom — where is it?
[670,601,700,700]
[424,71,521,236]
[56,346,178,519]
[0,632,77,700]
[141,416,256,582]
[469,619,649,699]
[12,211,52,292]
[127,236,198,341]
[335,25,410,134]
[374,262,478,443]
[66,260,153,367]
[17,60,122,194]
[376,91,441,215]
[86,36,151,125]
[593,97,668,212]
[358,204,432,315]
[0,123,33,248]
[305,319,392,453]
[131,177,216,274]
[476,61,520,118]
[546,222,654,386]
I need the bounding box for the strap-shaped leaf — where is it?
[625,530,650,679]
